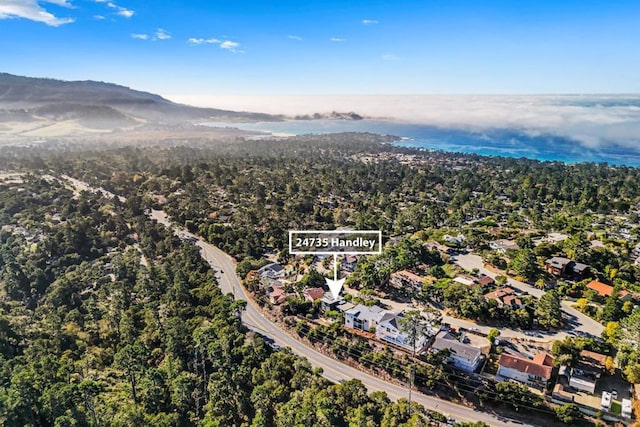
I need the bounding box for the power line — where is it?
[285,319,557,417]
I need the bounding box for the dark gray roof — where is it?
[431,331,481,361]
[259,262,284,273]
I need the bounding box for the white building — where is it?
[376,312,431,352]
[497,353,554,388]
[430,331,482,373]
[344,304,387,332]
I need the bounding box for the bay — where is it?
[204,119,640,167]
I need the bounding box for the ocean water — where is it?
[205,119,640,167]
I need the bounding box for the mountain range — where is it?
[0,73,279,137]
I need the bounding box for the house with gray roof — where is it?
[430,330,483,373]
[344,304,387,332]
[258,262,286,279]
[545,257,590,279]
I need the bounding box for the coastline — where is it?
[202,119,640,167]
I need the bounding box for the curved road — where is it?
[150,210,528,427]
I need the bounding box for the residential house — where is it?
[443,234,466,247]
[342,255,358,272]
[567,350,607,394]
[320,291,344,312]
[376,311,431,352]
[344,304,387,332]
[489,239,520,254]
[267,284,287,305]
[585,280,632,302]
[426,241,452,254]
[545,233,568,244]
[497,353,554,389]
[303,287,325,302]
[545,257,590,279]
[390,270,425,292]
[484,287,523,309]
[430,330,483,373]
[258,262,286,279]
[474,274,495,289]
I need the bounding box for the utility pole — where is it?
[409,339,416,414]
[400,309,424,416]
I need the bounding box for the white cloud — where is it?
[93,14,105,19]
[117,7,133,18]
[362,19,378,25]
[330,37,346,42]
[44,0,72,6]
[103,1,133,18]
[188,37,220,45]
[381,54,399,61]
[188,37,242,52]
[155,28,171,40]
[287,35,302,41]
[0,0,75,26]
[220,40,241,52]
[131,33,149,40]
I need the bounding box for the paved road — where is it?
[150,210,528,427]
[453,253,604,339]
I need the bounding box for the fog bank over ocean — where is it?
[172,94,640,152]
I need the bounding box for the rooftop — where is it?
[499,353,554,379]
[586,280,630,299]
[345,304,387,323]
[304,287,325,301]
[431,331,482,362]
[392,270,424,283]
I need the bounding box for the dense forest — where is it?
[2,133,640,425]
[0,174,443,426]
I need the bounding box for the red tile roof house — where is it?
[484,287,523,309]
[585,280,632,302]
[389,270,425,291]
[268,285,287,305]
[475,275,496,288]
[303,287,325,302]
[497,353,555,389]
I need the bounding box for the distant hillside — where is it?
[0,73,280,133]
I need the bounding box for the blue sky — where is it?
[1,0,639,95]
